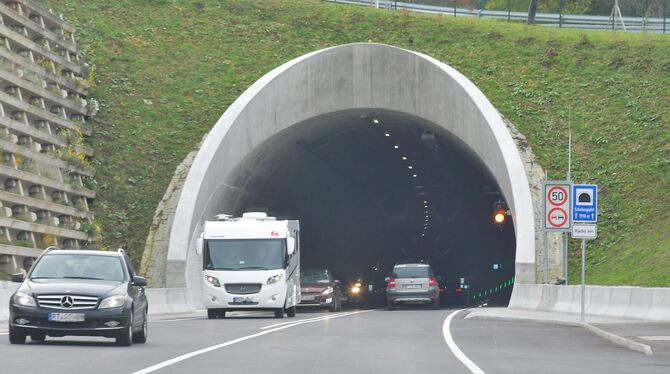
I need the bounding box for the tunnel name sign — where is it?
[542,181,571,232]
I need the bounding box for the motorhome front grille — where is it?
[225,283,262,294]
[37,295,99,310]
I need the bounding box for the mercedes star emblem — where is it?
[60,295,74,308]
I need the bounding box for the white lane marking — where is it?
[260,312,354,330]
[0,332,8,336]
[132,310,374,374]
[150,317,203,323]
[639,336,670,341]
[443,309,485,374]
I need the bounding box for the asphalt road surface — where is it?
[1,307,669,373]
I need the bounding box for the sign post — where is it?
[542,181,572,284]
[571,185,598,322]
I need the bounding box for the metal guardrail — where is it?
[327,0,669,34]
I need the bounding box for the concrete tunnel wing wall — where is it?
[167,43,536,293]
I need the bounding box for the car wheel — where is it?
[30,334,46,342]
[386,300,395,311]
[431,298,440,310]
[286,306,296,317]
[132,308,148,343]
[116,310,133,346]
[274,307,285,318]
[9,326,26,344]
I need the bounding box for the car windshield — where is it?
[30,254,125,282]
[205,239,285,271]
[302,269,330,283]
[393,266,432,278]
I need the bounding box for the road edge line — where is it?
[442,309,485,374]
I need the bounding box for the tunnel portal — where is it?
[156,43,536,308]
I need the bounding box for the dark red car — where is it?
[298,269,342,312]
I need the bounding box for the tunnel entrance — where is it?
[152,43,537,308]
[215,109,516,305]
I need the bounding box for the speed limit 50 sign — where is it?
[542,181,572,231]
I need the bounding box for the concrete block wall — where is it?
[0,0,97,277]
[510,284,670,322]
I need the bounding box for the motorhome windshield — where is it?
[205,239,285,271]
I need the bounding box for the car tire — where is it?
[386,300,395,311]
[286,306,296,317]
[116,310,134,347]
[431,298,440,310]
[132,308,148,343]
[30,334,46,342]
[274,307,285,318]
[9,326,26,344]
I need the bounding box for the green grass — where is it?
[40,0,670,286]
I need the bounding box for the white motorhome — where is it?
[197,212,300,319]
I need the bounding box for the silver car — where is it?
[385,263,440,310]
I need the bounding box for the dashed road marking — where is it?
[132,310,373,374]
[442,309,485,374]
[639,336,670,341]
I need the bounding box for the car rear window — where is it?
[393,266,432,278]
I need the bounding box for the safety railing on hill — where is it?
[326,0,669,34]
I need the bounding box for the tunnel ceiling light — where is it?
[384,132,390,137]
[423,200,428,203]
[402,156,407,160]
[394,145,399,149]
[408,166,413,169]
[412,174,417,178]
[372,117,380,124]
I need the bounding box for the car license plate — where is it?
[48,312,85,322]
[403,284,421,289]
[301,295,315,301]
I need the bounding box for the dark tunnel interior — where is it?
[228,110,516,306]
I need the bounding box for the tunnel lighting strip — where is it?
[470,277,515,300]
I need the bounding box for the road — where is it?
[1,307,669,373]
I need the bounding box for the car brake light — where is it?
[455,288,463,292]
[428,277,437,287]
[388,278,396,287]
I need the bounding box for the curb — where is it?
[465,310,653,355]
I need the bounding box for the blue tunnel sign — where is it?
[572,184,597,222]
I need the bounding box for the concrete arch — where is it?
[166,43,536,292]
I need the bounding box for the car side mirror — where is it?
[196,235,204,256]
[11,273,24,283]
[384,277,390,283]
[133,276,147,287]
[333,280,341,285]
[286,237,295,256]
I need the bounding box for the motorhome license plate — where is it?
[233,297,252,303]
[48,312,85,322]
[403,284,421,289]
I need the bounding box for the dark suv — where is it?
[385,263,440,310]
[8,247,148,346]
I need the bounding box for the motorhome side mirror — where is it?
[384,277,390,283]
[286,237,296,256]
[333,280,341,285]
[196,237,204,256]
[11,273,24,283]
[133,276,147,287]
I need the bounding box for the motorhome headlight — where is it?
[13,291,36,307]
[266,274,282,285]
[321,287,333,295]
[205,275,221,287]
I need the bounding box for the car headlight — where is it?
[266,274,282,285]
[351,286,361,294]
[321,286,333,295]
[99,295,125,309]
[205,275,221,287]
[13,291,36,307]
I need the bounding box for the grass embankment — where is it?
[41,0,670,286]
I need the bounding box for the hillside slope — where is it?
[41,0,670,286]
